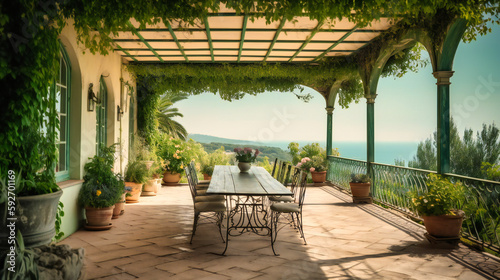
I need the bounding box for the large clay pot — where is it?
[311,171,327,183]
[125,182,143,203]
[350,182,371,197]
[163,171,181,185]
[0,190,63,248]
[423,210,465,238]
[203,174,212,181]
[85,206,114,227]
[142,179,157,196]
[237,162,251,172]
[112,193,126,219]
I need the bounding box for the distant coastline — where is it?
[189,134,418,166]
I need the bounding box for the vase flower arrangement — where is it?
[234,147,260,163]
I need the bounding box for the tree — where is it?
[409,120,500,180]
[156,93,188,140]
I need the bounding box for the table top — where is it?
[206,165,293,196]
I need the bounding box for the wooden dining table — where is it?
[206,165,293,255]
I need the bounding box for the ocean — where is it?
[259,141,419,166]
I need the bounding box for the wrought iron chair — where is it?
[270,170,308,255]
[188,161,210,193]
[184,167,226,244]
[269,166,299,203]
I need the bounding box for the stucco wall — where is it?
[57,20,135,237]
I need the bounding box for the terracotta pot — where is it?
[237,162,251,172]
[125,182,143,203]
[203,174,212,181]
[142,179,157,196]
[0,190,63,248]
[85,206,114,226]
[113,193,126,219]
[423,210,465,238]
[311,171,327,183]
[350,182,371,197]
[163,171,181,184]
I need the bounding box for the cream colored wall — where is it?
[59,19,135,179]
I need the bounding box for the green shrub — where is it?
[124,161,149,184]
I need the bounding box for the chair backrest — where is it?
[184,166,197,199]
[288,168,301,197]
[189,161,199,185]
[277,161,289,184]
[281,164,292,186]
[271,158,280,178]
[296,171,308,208]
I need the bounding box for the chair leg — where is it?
[190,212,200,244]
[270,211,280,256]
[296,212,307,245]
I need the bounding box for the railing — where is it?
[327,156,366,192]
[327,156,500,253]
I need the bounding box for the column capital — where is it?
[325,107,334,114]
[365,94,377,104]
[433,71,454,85]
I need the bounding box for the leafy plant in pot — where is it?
[124,161,149,203]
[79,145,124,229]
[296,155,329,183]
[158,136,187,184]
[410,174,465,239]
[0,127,63,248]
[349,174,371,198]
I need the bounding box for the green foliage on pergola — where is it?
[0,0,498,180]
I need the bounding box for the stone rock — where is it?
[33,244,85,280]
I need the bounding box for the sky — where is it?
[173,24,500,144]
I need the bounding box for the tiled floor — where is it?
[60,184,500,279]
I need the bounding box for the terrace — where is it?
[2,1,500,279]
[61,182,500,279]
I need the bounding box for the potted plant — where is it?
[0,128,63,248]
[297,155,329,183]
[349,173,371,198]
[79,145,124,229]
[234,147,260,172]
[142,162,160,196]
[113,186,130,219]
[410,174,465,239]
[132,136,156,170]
[201,165,214,180]
[124,161,149,203]
[158,136,187,185]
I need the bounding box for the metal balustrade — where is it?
[327,156,500,253]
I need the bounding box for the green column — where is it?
[434,71,454,174]
[366,96,376,196]
[326,107,334,157]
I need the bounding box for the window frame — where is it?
[55,44,71,182]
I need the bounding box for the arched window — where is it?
[55,46,71,181]
[96,77,108,155]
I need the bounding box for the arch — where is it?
[59,35,84,180]
[100,74,118,151]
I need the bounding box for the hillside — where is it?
[200,142,292,163]
[189,134,260,145]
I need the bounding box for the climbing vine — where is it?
[0,0,498,189]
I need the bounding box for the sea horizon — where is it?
[250,140,419,166]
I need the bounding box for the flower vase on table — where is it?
[234,147,260,173]
[237,162,252,172]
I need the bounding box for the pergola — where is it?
[109,5,467,177]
